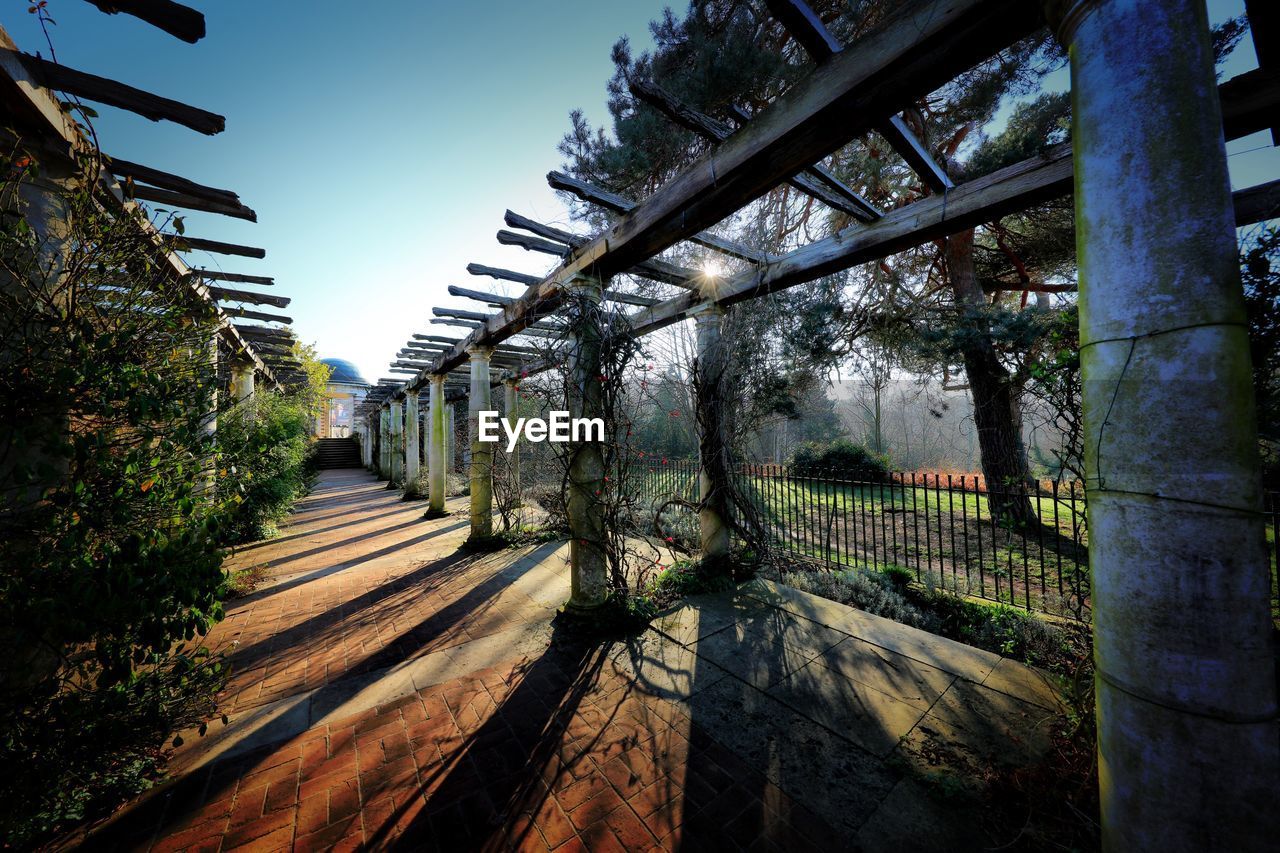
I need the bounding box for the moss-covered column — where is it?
[427,375,446,513]
[503,377,521,503]
[198,334,218,495]
[404,390,420,491]
[1049,0,1280,848]
[445,405,456,481]
[230,359,256,407]
[388,398,404,487]
[378,404,390,481]
[691,303,730,561]
[467,348,494,539]
[566,274,608,611]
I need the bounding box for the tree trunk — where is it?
[945,229,1036,524]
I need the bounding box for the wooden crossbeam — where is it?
[466,263,541,286]
[83,0,206,43]
[545,172,767,263]
[107,157,240,205]
[133,185,256,221]
[410,334,544,355]
[207,286,290,309]
[496,229,568,257]
[1234,177,1280,227]
[169,235,266,259]
[226,308,292,325]
[630,78,880,220]
[763,0,952,192]
[197,270,275,286]
[9,49,225,134]
[1219,67,1280,141]
[406,0,1041,392]
[449,285,512,306]
[234,323,295,340]
[502,211,699,288]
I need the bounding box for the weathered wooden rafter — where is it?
[83,0,206,43]
[207,286,290,309]
[763,0,953,193]
[629,78,880,221]
[8,49,225,134]
[197,270,275,286]
[132,185,257,221]
[402,0,1042,391]
[107,157,241,206]
[169,235,266,259]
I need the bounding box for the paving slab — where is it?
[82,470,1067,852]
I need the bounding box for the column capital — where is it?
[687,301,725,324]
[467,346,495,361]
[1039,0,1096,45]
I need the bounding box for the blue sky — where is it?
[4,1,1273,384]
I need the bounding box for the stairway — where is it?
[314,437,362,469]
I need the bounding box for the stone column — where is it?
[230,360,256,407]
[503,378,521,505]
[566,274,608,611]
[404,390,420,491]
[388,398,404,487]
[198,333,218,495]
[691,304,730,560]
[445,404,456,482]
[427,375,446,513]
[467,348,494,539]
[378,404,390,480]
[1047,1,1280,849]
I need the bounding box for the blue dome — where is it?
[320,358,369,386]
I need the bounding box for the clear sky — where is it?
[4,0,671,384]
[4,1,1273,385]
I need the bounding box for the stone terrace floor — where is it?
[82,468,1064,852]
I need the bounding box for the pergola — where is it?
[0,2,299,400]
[360,1,1280,848]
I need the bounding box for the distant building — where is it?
[317,358,370,438]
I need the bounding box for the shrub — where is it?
[788,569,936,630]
[790,438,889,480]
[217,391,320,544]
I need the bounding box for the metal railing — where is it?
[625,459,1280,623]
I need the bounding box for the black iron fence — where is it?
[630,459,1280,622]
[631,459,1091,617]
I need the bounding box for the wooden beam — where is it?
[169,235,265,259]
[624,145,1077,337]
[406,0,1041,392]
[9,49,225,134]
[1233,177,1280,227]
[225,308,292,325]
[1219,67,1280,142]
[207,286,290,309]
[630,78,880,220]
[763,0,952,192]
[502,210,699,289]
[197,270,274,286]
[132,185,256,221]
[766,0,842,57]
[234,323,295,340]
[876,114,954,192]
[542,175,767,264]
[466,263,541,286]
[449,285,513,306]
[410,334,544,355]
[83,0,205,43]
[107,156,240,205]
[496,229,569,257]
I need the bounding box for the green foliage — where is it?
[966,92,1070,178]
[217,352,327,545]
[1241,227,1280,482]
[790,438,889,480]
